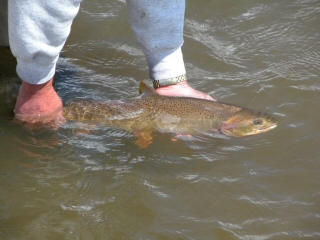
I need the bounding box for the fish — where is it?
[63,82,277,147]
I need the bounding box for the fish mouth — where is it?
[220,123,277,137]
[251,123,277,135]
[257,123,277,132]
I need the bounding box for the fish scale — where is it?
[63,82,277,138]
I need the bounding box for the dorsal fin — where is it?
[139,82,157,95]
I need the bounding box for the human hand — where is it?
[14,79,66,127]
[155,81,216,100]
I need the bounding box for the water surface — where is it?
[1,0,320,239]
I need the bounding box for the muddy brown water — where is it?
[0,0,320,239]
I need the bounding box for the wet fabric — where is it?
[5,0,186,84]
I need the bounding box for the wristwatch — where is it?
[153,74,187,89]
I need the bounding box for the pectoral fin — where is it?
[134,129,154,148]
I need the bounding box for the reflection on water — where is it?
[1,0,320,239]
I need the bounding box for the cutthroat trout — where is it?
[63,82,277,147]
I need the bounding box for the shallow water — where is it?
[1,0,320,239]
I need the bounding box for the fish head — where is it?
[220,109,277,137]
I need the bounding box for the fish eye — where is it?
[253,118,263,125]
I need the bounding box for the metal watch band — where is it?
[153,74,187,89]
